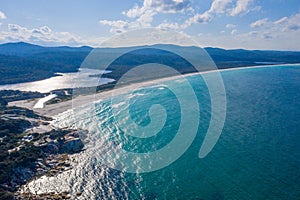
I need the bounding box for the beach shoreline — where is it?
[8,63,299,117]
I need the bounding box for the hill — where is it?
[0,42,92,84]
[0,42,299,85]
[205,47,300,68]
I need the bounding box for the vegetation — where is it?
[0,42,299,199]
[205,47,300,65]
[1,42,300,85]
[0,103,83,198]
[0,42,91,85]
[0,90,44,102]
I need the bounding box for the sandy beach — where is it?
[8,64,298,117]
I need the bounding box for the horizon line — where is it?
[1,41,300,52]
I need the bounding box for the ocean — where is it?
[25,65,300,199]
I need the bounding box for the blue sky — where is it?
[0,0,299,50]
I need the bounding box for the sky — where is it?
[0,0,300,50]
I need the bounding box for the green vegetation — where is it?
[0,42,91,85]
[0,105,51,191]
[1,42,300,85]
[0,54,62,85]
[0,106,51,137]
[205,47,300,65]
[0,90,45,102]
[0,103,83,198]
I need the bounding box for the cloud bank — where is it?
[0,24,106,47]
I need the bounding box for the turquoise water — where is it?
[30,65,300,199]
[121,65,300,199]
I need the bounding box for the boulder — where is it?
[60,138,84,154]
[45,142,59,153]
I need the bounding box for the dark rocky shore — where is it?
[0,100,85,199]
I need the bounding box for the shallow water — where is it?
[25,65,300,199]
[0,68,114,93]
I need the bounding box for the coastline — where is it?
[3,63,299,199]
[8,63,300,117]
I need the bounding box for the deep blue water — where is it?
[29,65,300,199]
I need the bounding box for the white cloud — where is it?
[147,0,192,13]
[183,12,212,28]
[191,12,211,24]
[248,31,258,37]
[32,26,52,35]
[123,4,147,18]
[262,32,273,39]
[197,11,300,50]
[209,0,232,14]
[99,11,155,34]
[226,23,236,29]
[128,0,191,16]
[0,11,6,19]
[207,0,255,17]
[101,0,259,34]
[183,0,256,29]
[8,24,27,33]
[191,10,300,50]
[274,17,288,25]
[230,0,253,16]
[101,0,193,33]
[195,29,299,50]
[136,10,156,27]
[250,18,269,28]
[99,20,128,27]
[157,22,180,30]
[4,24,81,45]
[0,24,107,46]
[231,29,237,34]
[282,13,300,31]
[99,20,130,33]
[97,0,297,50]
[261,13,300,32]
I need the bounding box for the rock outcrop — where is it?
[60,137,84,154]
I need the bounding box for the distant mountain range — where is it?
[0,42,92,85]
[0,42,299,85]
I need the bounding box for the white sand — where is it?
[33,94,57,109]
[8,64,299,117]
